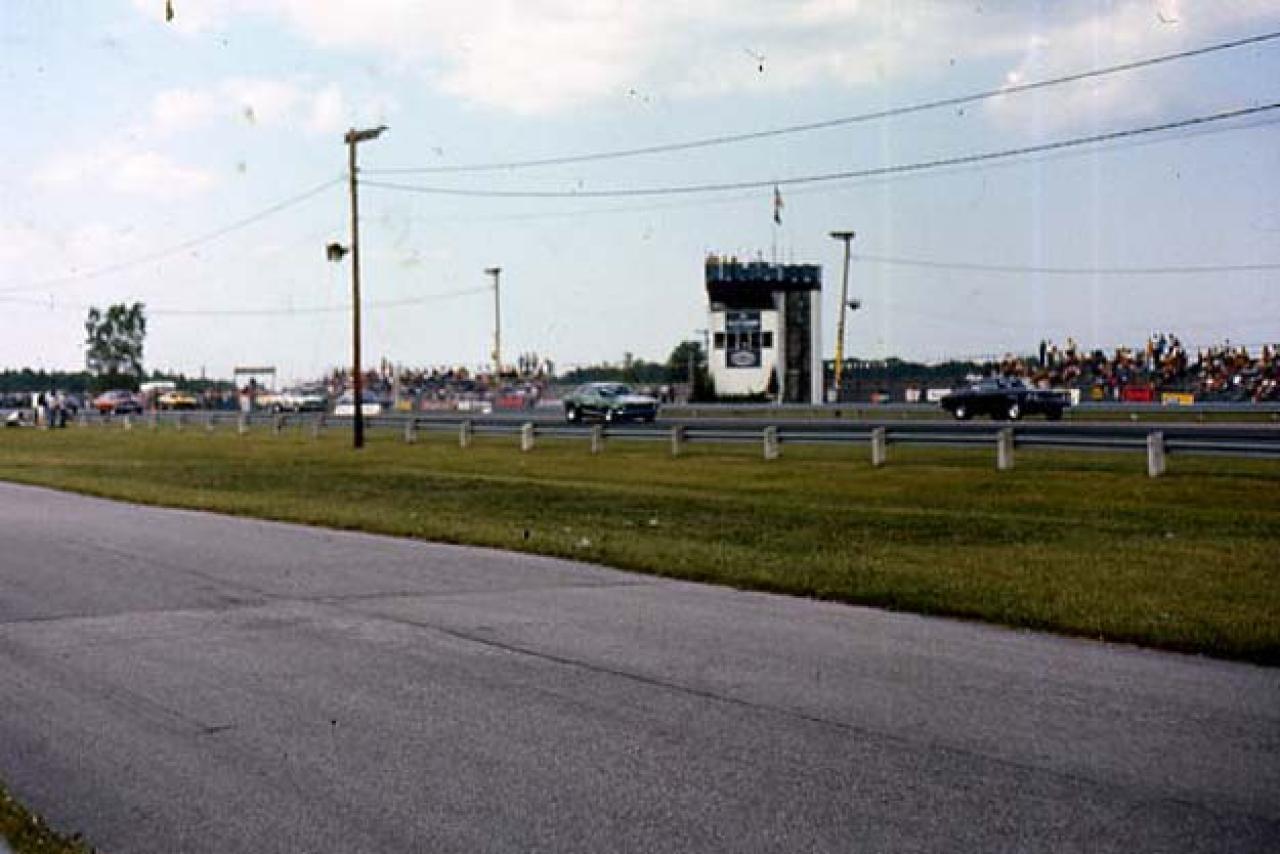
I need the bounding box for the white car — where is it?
[333,392,382,417]
[274,388,328,412]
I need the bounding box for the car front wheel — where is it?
[1006,402,1022,421]
[953,404,970,421]
[604,409,616,424]
[565,406,580,423]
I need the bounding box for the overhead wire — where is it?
[0,176,343,295]
[368,30,1280,175]
[361,109,1280,227]
[362,102,1280,199]
[0,285,490,317]
[852,252,1280,275]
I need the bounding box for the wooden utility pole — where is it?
[343,125,387,449]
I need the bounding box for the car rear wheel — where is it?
[953,404,970,421]
[565,406,580,423]
[1006,402,1022,421]
[1046,407,1063,421]
[604,409,616,424]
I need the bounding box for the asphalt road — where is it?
[0,483,1277,853]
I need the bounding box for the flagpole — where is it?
[771,184,783,263]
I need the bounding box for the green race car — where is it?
[563,383,660,424]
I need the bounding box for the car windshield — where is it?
[597,384,631,397]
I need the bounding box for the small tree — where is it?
[666,340,716,401]
[85,302,146,391]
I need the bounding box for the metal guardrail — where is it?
[667,401,1280,416]
[60,409,1280,463]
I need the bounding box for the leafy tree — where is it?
[665,341,715,401]
[84,302,146,390]
[558,356,668,385]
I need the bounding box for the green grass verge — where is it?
[1,426,1278,664]
[0,783,94,854]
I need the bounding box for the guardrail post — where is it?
[590,424,604,455]
[403,418,418,444]
[1147,431,1166,478]
[122,414,133,431]
[272,414,285,435]
[763,426,780,461]
[459,420,473,449]
[175,413,185,432]
[237,413,249,436]
[77,410,88,428]
[205,415,215,433]
[996,428,1015,471]
[870,427,887,467]
[311,414,326,439]
[670,425,685,457]
[521,422,536,453]
[149,411,159,430]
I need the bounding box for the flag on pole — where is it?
[773,185,784,225]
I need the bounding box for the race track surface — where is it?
[0,482,1276,853]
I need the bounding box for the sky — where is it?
[1,0,1278,383]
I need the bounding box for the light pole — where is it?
[829,230,856,402]
[340,125,386,449]
[486,266,502,376]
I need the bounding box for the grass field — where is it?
[1,424,1277,664]
[1,782,93,854]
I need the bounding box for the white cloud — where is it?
[144,77,372,137]
[35,145,215,198]
[151,88,220,135]
[984,0,1280,132]
[132,0,1278,117]
[221,77,302,127]
[306,84,346,134]
[0,220,152,288]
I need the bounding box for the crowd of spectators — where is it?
[989,334,1278,402]
[325,355,555,410]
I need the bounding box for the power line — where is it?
[853,252,1280,275]
[362,109,1278,225]
[0,285,489,317]
[368,31,1280,175]
[0,177,343,295]
[363,102,1280,199]
[152,285,489,316]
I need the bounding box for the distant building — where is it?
[704,255,823,403]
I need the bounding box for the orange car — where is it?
[93,390,143,415]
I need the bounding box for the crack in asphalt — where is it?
[320,597,1280,830]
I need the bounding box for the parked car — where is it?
[93,390,143,415]
[157,389,199,410]
[273,387,328,413]
[563,382,660,423]
[333,392,383,417]
[939,377,1069,421]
